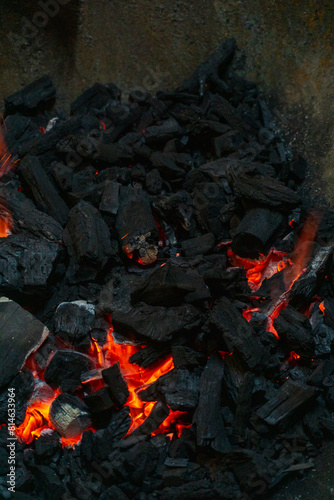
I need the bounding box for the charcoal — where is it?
[116,185,158,265]
[214,130,245,157]
[106,102,143,143]
[146,168,163,195]
[232,208,285,258]
[177,38,236,96]
[35,430,61,460]
[0,185,62,242]
[255,379,318,429]
[44,350,93,392]
[317,210,334,243]
[102,361,129,408]
[150,152,188,180]
[4,114,41,154]
[204,267,251,301]
[200,158,275,182]
[99,180,120,215]
[18,116,82,159]
[54,301,104,343]
[5,76,56,115]
[129,344,172,368]
[205,93,245,131]
[0,370,34,425]
[273,306,315,360]
[209,297,267,371]
[70,82,119,115]
[172,346,207,369]
[231,172,301,210]
[322,298,334,329]
[194,355,231,453]
[0,233,60,294]
[192,182,227,236]
[142,117,182,146]
[84,388,114,413]
[313,323,334,356]
[181,233,215,257]
[232,372,255,442]
[34,465,66,498]
[289,244,334,309]
[131,262,210,306]
[63,201,113,282]
[49,393,92,439]
[18,156,69,226]
[131,401,170,437]
[138,368,200,411]
[0,297,49,389]
[112,303,199,342]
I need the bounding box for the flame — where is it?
[319,301,325,316]
[228,248,289,291]
[0,128,16,178]
[104,329,174,433]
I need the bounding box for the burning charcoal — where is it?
[116,185,158,265]
[49,393,92,439]
[102,362,129,408]
[112,303,199,343]
[255,379,318,429]
[321,298,334,329]
[35,430,61,460]
[84,388,114,413]
[131,401,169,437]
[70,82,120,115]
[129,343,172,368]
[194,354,231,453]
[18,156,69,226]
[63,201,113,282]
[232,208,285,258]
[139,368,200,411]
[54,301,104,344]
[44,350,93,392]
[18,116,82,160]
[99,181,120,215]
[209,297,267,371]
[0,233,60,295]
[0,297,49,389]
[0,185,62,242]
[177,38,236,96]
[289,244,334,309]
[273,306,315,361]
[230,172,300,210]
[0,370,34,425]
[131,262,210,306]
[172,346,207,369]
[146,169,163,195]
[5,76,56,115]
[181,233,215,257]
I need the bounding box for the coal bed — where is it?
[1,39,334,500]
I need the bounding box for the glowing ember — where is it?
[228,247,289,291]
[319,301,325,316]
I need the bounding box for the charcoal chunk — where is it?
[181,233,215,257]
[49,393,92,439]
[44,350,93,392]
[5,76,56,115]
[102,361,129,408]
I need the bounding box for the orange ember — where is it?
[0,128,16,178]
[228,248,289,291]
[319,301,325,316]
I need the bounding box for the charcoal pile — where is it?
[1,39,334,500]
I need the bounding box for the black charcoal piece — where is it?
[177,38,236,96]
[99,181,120,215]
[35,430,61,459]
[18,156,69,226]
[0,370,34,426]
[273,306,315,360]
[54,301,100,343]
[0,297,49,389]
[131,401,169,437]
[84,388,114,413]
[232,208,285,259]
[181,233,215,257]
[116,185,158,265]
[131,262,210,306]
[138,368,200,411]
[255,378,318,428]
[5,76,56,115]
[0,233,60,294]
[102,361,129,408]
[146,169,163,195]
[63,201,113,282]
[112,303,199,342]
[154,190,193,230]
[70,82,120,115]
[172,346,207,368]
[44,350,93,392]
[0,186,62,242]
[209,297,266,371]
[194,355,231,453]
[49,393,92,439]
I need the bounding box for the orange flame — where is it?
[319,301,325,316]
